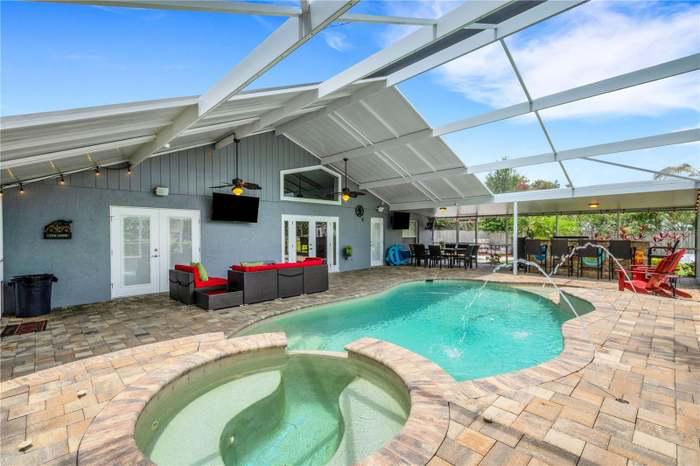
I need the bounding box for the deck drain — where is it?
[615,397,629,404]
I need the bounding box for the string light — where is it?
[95,166,101,176]
[127,164,132,176]
[59,174,65,185]
[19,184,25,194]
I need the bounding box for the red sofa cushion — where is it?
[231,257,326,273]
[175,264,226,288]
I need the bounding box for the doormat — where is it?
[1,320,48,338]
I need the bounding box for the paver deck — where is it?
[1,266,698,465]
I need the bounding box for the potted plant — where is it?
[342,245,353,260]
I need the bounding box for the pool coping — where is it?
[75,333,457,466]
[6,281,618,466]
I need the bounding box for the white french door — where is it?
[110,207,200,298]
[370,217,384,266]
[282,215,339,272]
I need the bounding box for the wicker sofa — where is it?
[228,258,328,304]
[169,264,228,305]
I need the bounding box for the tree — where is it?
[654,163,700,180]
[529,179,560,190]
[485,168,527,194]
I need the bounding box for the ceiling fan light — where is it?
[232,185,244,196]
[341,192,351,202]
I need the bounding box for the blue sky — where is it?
[2,0,698,189]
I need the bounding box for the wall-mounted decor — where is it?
[44,219,72,239]
[355,205,364,219]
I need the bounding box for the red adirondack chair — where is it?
[617,249,690,298]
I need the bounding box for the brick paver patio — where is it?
[1,266,698,465]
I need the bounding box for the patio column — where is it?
[475,215,479,244]
[513,201,518,275]
[696,211,699,283]
[555,214,559,236]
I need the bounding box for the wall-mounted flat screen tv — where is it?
[391,211,410,230]
[211,192,259,223]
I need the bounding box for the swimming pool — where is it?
[241,280,580,381]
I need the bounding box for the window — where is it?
[280,166,341,205]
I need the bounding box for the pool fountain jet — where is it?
[461,246,643,405]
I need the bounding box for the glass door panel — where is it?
[168,217,193,267]
[111,207,159,298]
[315,221,328,262]
[370,218,384,266]
[159,211,200,292]
[123,215,153,286]
[295,221,310,260]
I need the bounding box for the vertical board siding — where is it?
[64,133,320,200]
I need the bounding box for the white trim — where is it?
[318,1,513,97]
[387,1,586,86]
[435,53,700,137]
[389,180,697,211]
[279,165,342,206]
[34,0,301,16]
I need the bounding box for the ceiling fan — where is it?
[328,158,365,202]
[208,137,261,196]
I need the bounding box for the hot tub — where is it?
[134,351,410,466]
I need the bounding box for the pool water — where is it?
[242,280,578,381]
[136,353,409,466]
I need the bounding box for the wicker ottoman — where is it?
[194,289,243,311]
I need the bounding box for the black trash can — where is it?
[10,274,58,318]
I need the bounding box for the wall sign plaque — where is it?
[44,220,72,239]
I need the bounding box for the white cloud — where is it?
[323,30,352,52]
[432,0,700,120]
[379,0,461,46]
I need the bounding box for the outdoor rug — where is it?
[1,320,48,338]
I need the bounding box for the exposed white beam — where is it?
[321,128,432,164]
[33,0,301,16]
[2,135,155,169]
[435,53,700,136]
[318,1,514,97]
[0,97,195,131]
[387,1,587,86]
[199,1,357,116]
[181,117,260,137]
[36,0,506,28]
[360,167,469,190]
[359,129,700,190]
[468,129,700,173]
[275,80,387,135]
[583,157,700,182]
[328,53,700,162]
[215,90,319,149]
[129,0,356,166]
[340,13,437,26]
[1,119,171,154]
[390,179,697,211]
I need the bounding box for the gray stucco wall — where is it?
[2,133,406,309]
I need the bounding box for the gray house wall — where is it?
[3,133,412,309]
